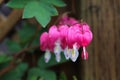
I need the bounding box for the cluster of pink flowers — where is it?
[40,16,93,63]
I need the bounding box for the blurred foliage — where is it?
[27,68,56,80]
[6,40,22,54]
[18,23,36,46]
[0,22,69,80]
[0,0,78,80]
[0,54,12,64]
[0,63,28,80]
[73,76,78,80]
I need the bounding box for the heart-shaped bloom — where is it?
[58,25,69,49]
[40,32,51,63]
[66,25,82,62]
[40,16,93,62]
[80,23,93,60]
[40,32,49,51]
[48,25,62,62]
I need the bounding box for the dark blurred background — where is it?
[0,0,120,80]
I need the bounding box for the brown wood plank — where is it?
[0,9,22,41]
[76,0,119,80]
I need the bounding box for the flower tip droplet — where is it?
[81,51,88,60]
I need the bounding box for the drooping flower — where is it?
[40,16,93,63]
[58,16,80,61]
[80,23,93,60]
[58,25,69,49]
[40,32,51,63]
[48,25,60,51]
[40,32,49,51]
[48,25,62,62]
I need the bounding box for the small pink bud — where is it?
[81,51,88,60]
[81,47,88,60]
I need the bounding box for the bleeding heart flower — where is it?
[40,32,49,51]
[67,25,81,48]
[66,25,82,62]
[58,25,69,49]
[49,25,60,43]
[80,23,93,60]
[48,25,62,62]
[40,16,93,62]
[40,32,51,63]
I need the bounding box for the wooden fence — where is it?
[75,0,120,80]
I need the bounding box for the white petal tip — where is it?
[44,50,51,63]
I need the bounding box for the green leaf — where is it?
[0,63,28,80]
[35,15,51,28]
[38,53,68,69]
[8,0,66,27]
[28,76,38,80]
[38,1,58,16]
[45,5,58,16]
[23,1,51,27]
[6,40,22,53]
[51,0,66,7]
[27,68,56,80]
[7,0,29,8]
[42,0,66,7]
[0,54,12,64]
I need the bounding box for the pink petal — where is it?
[81,23,90,31]
[48,25,60,51]
[40,32,49,51]
[76,23,93,46]
[82,31,93,46]
[59,25,69,49]
[67,25,81,48]
[49,25,60,41]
